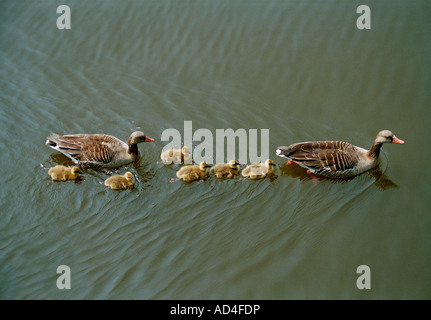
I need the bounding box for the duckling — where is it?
[241,159,276,180]
[176,161,211,182]
[104,172,134,190]
[48,165,81,181]
[161,146,192,164]
[210,160,240,179]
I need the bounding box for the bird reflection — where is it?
[278,162,398,190]
[49,153,74,166]
[369,167,399,190]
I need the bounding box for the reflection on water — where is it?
[370,169,399,191]
[279,162,399,191]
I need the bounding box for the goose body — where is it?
[211,160,240,179]
[48,165,81,181]
[160,146,192,164]
[242,159,276,180]
[276,130,404,179]
[176,162,211,182]
[104,172,134,190]
[45,131,154,168]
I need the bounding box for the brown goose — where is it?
[45,131,154,168]
[276,130,404,179]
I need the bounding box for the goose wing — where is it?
[46,133,126,164]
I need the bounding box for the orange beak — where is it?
[145,136,155,142]
[392,136,405,144]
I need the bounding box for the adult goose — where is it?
[45,131,155,168]
[276,130,404,180]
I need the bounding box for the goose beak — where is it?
[392,136,405,144]
[145,136,155,142]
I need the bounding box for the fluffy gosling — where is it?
[241,159,276,180]
[104,172,134,190]
[48,165,81,181]
[210,160,240,179]
[176,161,211,182]
[161,146,192,164]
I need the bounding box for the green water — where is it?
[0,0,430,299]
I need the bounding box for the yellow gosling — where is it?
[161,146,192,164]
[48,165,81,181]
[210,160,240,179]
[176,161,211,182]
[241,159,276,180]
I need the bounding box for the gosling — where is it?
[176,161,211,182]
[161,146,192,164]
[48,165,81,181]
[210,160,240,179]
[104,172,134,190]
[241,159,276,180]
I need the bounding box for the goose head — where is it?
[369,130,404,158]
[129,131,155,145]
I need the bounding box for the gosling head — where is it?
[124,171,133,180]
[70,166,81,177]
[182,146,191,154]
[199,162,211,171]
[71,166,81,173]
[265,159,276,171]
[228,160,240,169]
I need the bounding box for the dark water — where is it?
[1,0,430,299]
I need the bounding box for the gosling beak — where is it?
[392,136,405,144]
[145,136,155,142]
